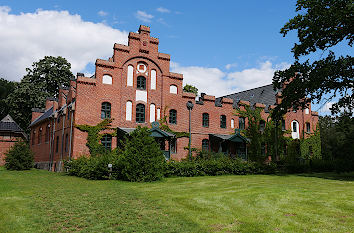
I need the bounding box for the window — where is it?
[239,117,245,130]
[306,122,311,133]
[38,128,42,144]
[102,74,112,85]
[67,109,70,120]
[32,131,35,145]
[202,139,209,151]
[126,101,132,121]
[231,119,235,128]
[136,104,145,123]
[220,115,226,128]
[202,113,209,127]
[127,65,133,86]
[281,119,286,131]
[137,76,146,90]
[101,102,111,119]
[292,121,297,132]
[55,136,59,153]
[260,120,265,132]
[169,109,177,124]
[101,134,112,151]
[151,70,156,90]
[150,104,156,123]
[65,133,69,152]
[45,125,50,142]
[170,138,177,154]
[169,85,177,94]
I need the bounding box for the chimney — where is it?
[31,108,44,122]
[45,97,58,111]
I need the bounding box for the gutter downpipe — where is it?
[50,115,56,171]
[68,105,74,161]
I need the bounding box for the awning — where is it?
[209,133,248,143]
[117,127,175,138]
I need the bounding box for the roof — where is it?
[216,84,278,110]
[0,114,25,136]
[209,133,249,143]
[29,107,53,127]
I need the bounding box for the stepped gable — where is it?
[217,84,277,110]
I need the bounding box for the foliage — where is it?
[235,105,264,161]
[319,113,354,172]
[64,153,115,180]
[165,157,274,177]
[159,106,189,138]
[4,141,34,170]
[183,84,198,95]
[119,127,166,182]
[272,0,353,117]
[263,116,289,159]
[0,78,17,120]
[75,118,116,157]
[300,127,322,160]
[6,56,74,131]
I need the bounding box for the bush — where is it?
[165,157,264,177]
[119,127,166,182]
[64,153,116,180]
[4,141,34,170]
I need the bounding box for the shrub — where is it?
[4,141,34,170]
[119,127,166,182]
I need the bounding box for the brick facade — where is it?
[29,25,319,168]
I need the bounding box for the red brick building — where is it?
[29,25,319,170]
[0,115,27,165]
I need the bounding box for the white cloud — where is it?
[171,61,290,97]
[319,102,333,113]
[135,10,154,23]
[97,10,108,17]
[225,63,238,70]
[0,7,128,81]
[156,7,170,13]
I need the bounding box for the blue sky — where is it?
[0,0,346,114]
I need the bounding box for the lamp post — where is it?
[186,101,194,160]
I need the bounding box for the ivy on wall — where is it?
[158,106,189,138]
[300,126,321,160]
[76,118,116,156]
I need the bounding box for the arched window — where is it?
[55,136,59,153]
[291,120,299,139]
[127,65,133,86]
[169,109,177,124]
[202,139,209,151]
[101,134,112,151]
[202,113,209,127]
[150,104,156,122]
[281,119,286,131]
[231,119,235,128]
[136,104,145,123]
[101,102,111,119]
[102,74,112,85]
[137,76,146,90]
[151,70,156,90]
[126,101,132,121]
[170,85,177,94]
[239,117,245,130]
[220,115,226,128]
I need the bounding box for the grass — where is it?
[0,168,353,233]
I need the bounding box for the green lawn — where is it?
[0,168,353,233]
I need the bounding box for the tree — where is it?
[183,84,198,95]
[5,141,34,170]
[6,56,74,131]
[0,78,17,120]
[272,0,353,118]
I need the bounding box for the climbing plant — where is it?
[76,118,116,156]
[158,106,189,138]
[300,126,321,160]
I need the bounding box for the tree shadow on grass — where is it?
[295,172,354,181]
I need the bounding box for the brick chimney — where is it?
[45,97,58,111]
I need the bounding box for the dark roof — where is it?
[117,127,175,138]
[216,84,278,110]
[29,107,53,127]
[0,115,24,133]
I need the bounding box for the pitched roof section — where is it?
[216,84,277,109]
[29,107,53,127]
[0,114,24,133]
